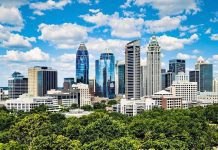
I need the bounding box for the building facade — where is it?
[189,70,200,91]
[63,78,75,90]
[95,52,115,99]
[118,61,125,95]
[125,40,141,100]
[147,36,161,96]
[169,59,186,75]
[196,92,218,107]
[72,83,91,107]
[89,79,95,96]
[213,79,218,92]
[76,43,89,84]
[8,72,28,99]
[170,72,198,104]
[28,66,57,96]
[141,65,147,97]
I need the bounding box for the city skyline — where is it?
[0,0,217,86]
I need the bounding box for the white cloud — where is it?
[2,34,36,48]
[213,55,218,60]
[78,0,90,4]
[80,12,144,38]
[89,9,100,13]
[59,53,76,63]
[0,47,49,62]
[0,0,28,8]
[145,16,186,33]
[157,34,199,51]
[0,6,23,31]
[38,23,88,49]
[210,34,218,41]
[176,53,197,60]
[210,18,218,23]
[120,0,133,9]
[192,49,200,54]
[30,0,71,16]
[134,0,200,17]
[205,28,211,34]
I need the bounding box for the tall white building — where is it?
[170,72,198,104]
[125,40,141,100]
[141,65,147,97]
[213,79,218,92]
[147,36,161,96]
[72,83,91,107]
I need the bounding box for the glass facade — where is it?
[118,64,125,95]
[76,43,89,84]
[200,64,213,92]
[169,59,186,75]
[95,53,115,99]
[8,72,28,99]
[189,70,200,91]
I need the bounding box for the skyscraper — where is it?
[63,78,75,90]
[8,72,28,99]
[28,66,57,96]
[76,43,89,84]
[189,70,200,91]
[195,58,213,92]
[95,52,115,99]
[118,61,125,95]
[213,79,218,92]
[125,40,140,100]
[147,36,161,96]
[141,65,147,97]
[169,59,186,74]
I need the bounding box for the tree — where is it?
[82,138,110,150]
[93,102,106,110]
[71,103,78,109]
[107,100,117,106]
[109,137,141,150]
[81,105,93,111]
[30,105,48,113]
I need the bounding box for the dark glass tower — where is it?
[95,52,115,99]
[8,72,28,99]
[118,63,125,95]
[169,59,186,75]
[199,64,213,92]
[76,43,89,84]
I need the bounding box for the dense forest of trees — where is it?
[0,104,217,149]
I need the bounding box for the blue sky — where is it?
[0,0,217,86]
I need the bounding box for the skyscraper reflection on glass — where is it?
[76,43,89,84]
[95,52,115,99]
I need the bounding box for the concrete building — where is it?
[196,92,218,107]
[112,96,155,116]
[63,109,93,118]
[141,65,147,97]
[213,79,218,93]
[47,89,79,108]
[72,83,91,107]
[28,66,57,96]
[88,79,95,96]
[151,90,183,110]
[147,36,161,96]
[8,72,28,99]
[170,72,198,105]
[125,40,141,100]
[5,94,54,112]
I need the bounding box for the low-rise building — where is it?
[194,92,218,107]
[5,94,54,112]
[112,96,155,116]
[63,109,93,118]
[151,90,183,109]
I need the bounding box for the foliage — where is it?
[107,100,117,106]
[0,104,217,149]
[80,105,93,111]
[93,102,106,110]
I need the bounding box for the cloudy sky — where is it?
[0,0,217,86]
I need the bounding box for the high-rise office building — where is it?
[169,59,186,74]
[195,59,213,92]
[213,79,218,93]
[76,43,89,84]
[141,65,147,97]
[147,36,161,96]
[162,72,175,90]
[117,61,125,95]
[125,40,141,100]
[95,52,115,99]
[8,72,28,99]
[63,78,74,90]
[28,66,57,96]
[189,70,200,91]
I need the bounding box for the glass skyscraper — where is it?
[199,64,213,92]
[169,59,186,75]
[95,52,115,99]
[76,43,89,84]
[8,72,28,99]
[118,63,125,95]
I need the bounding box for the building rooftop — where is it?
[78,43,87,51]
[63,109,93,118]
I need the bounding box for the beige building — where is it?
[28,66,57,96]
[213,79,218,92]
